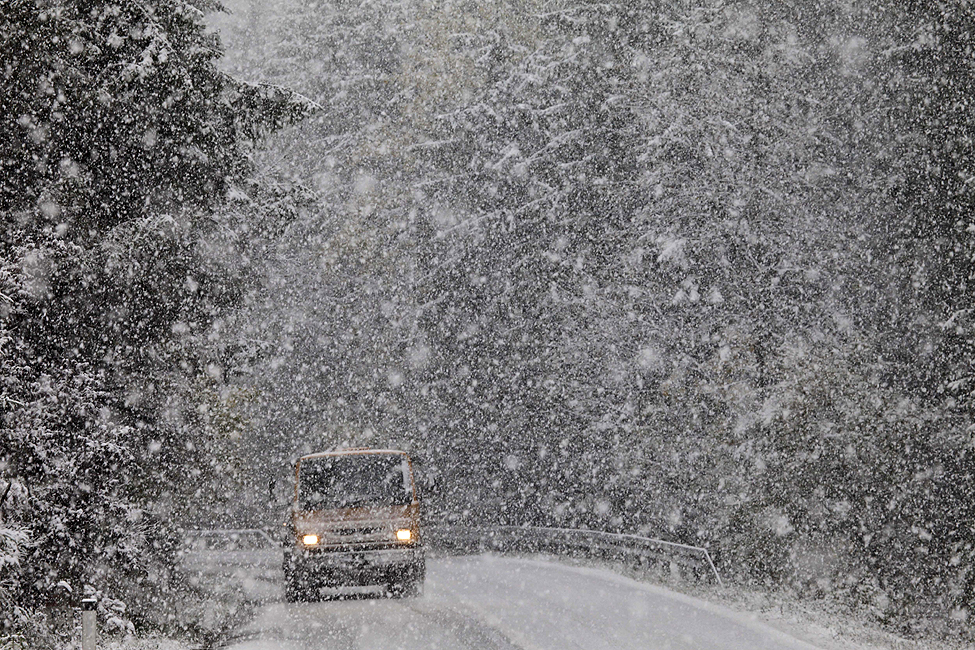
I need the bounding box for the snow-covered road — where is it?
[223,555,823,650]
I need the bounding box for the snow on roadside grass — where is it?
[514,552,969,650]
[108,636,197,650]
[703,583,967,650]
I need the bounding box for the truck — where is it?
[283,448,425,601]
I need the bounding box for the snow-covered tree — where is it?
[1,0,307,643]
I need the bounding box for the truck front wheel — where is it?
[389,560,425,598]
[285,567,307,602]
[284,554,312,602]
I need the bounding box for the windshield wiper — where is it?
[339,494,384,507]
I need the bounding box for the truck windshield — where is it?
[298,454,413,509]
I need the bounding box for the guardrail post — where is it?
[81,597,97,650]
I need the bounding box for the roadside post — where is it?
[81,597,97,650]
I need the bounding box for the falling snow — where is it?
[2,0,975,648]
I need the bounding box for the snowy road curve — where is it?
[224,555,823,650]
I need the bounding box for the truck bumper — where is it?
[285,546,424,586]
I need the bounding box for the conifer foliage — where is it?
[0,0,306,644]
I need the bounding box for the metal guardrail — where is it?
[426,525,723,586]
[176,526,722,585]
[180,528,276,551]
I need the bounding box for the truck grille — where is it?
[334,526,385,537]
[310,525,399,550]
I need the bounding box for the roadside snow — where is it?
[107,637,196,650]
[561,554,968,650]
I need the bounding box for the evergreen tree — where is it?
[0,0,308,643]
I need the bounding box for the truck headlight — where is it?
[395,529,412,542]
[302,534,319,546]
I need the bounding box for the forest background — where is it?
[2,0,974,646]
